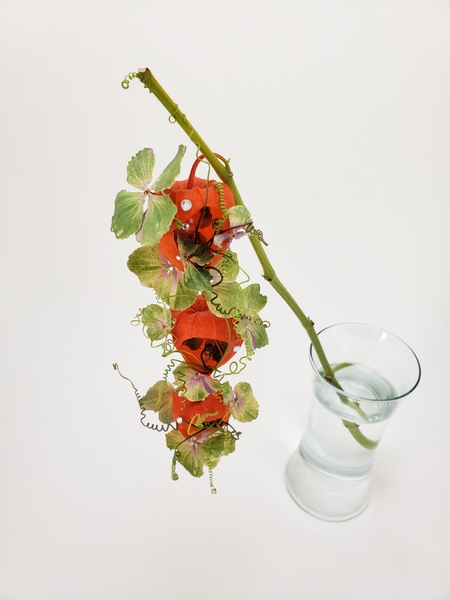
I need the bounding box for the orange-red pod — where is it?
[158,175,236,270]
[171,296,243,371]
[172,390,230,438]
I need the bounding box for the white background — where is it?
[1,1,449,599]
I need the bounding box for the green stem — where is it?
[342,420,379,450]
[134,68,378,450]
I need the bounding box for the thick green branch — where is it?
[134,67,378,450]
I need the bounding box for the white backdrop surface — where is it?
[1,1,449,599]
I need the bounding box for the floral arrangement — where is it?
[112,68,375,491]
[112,146,268,490]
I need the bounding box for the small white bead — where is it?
[180,199,192,211]
[233,345,241,352]
[176,417,183,424]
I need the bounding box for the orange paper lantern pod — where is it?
[172,390,230,438]
[158,174,236,270]
[171,296,243,371]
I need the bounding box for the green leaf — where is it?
[153,145,187,191]
[140,304,172,341]
[238,283,267,316]
[127,148,155,189]
[166,429,184,451]
[199,432,226,468]
[173,366,221,402]
[152,267,180,301]
[248,319,269,349]
[127,247,196,310]
[213,252,240,284]
[140,194,177,246]
[204,282,241,318]
[227,205,252,228]
[176,237,213,267]
[127,245,164,288]
[222,431,236,456]
[188,245,215,267]
[234,317,269,354]
[165,430,204,478]
[173,365,203,401]
[165,279,198,311]
[166,428,233,478]
[219,380,232,399]
[183,264,213,292]
[181,382,208,402]
[223,382,259,423]
[111,190,143,239]
[140,380,174,424]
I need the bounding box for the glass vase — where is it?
[285,323,421,521]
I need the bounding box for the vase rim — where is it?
[309,322,421,402]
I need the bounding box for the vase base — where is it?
[285,446,372,521]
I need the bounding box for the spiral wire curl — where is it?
[121,72,139,89]
[113,363,173,433]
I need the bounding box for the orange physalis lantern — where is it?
[172,390,230,438]
[171,296,243,371]
[158,156,236,270]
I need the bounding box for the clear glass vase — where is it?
[285,323,421,521]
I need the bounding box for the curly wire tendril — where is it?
[168,104,180,124]
[113,363,173,433]
[214,181,229,218]
[171,452,179,481]
[223,422,241,442]
[163,358,184,384]
[121,72,139,89]
[219,354,253,377]
[246,223,268,246]
[208,466,217,494]
[188,128,203,159]
[207,290,239,318]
